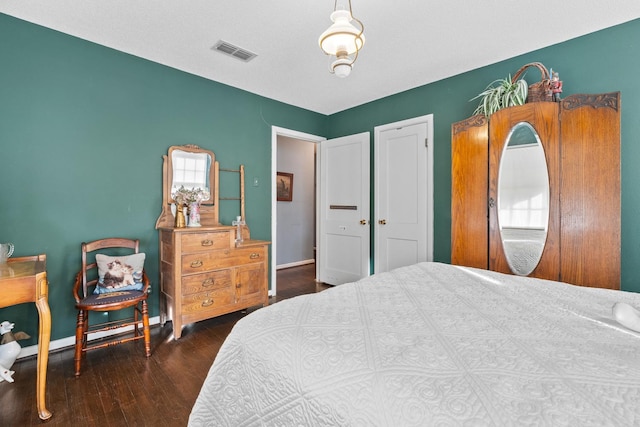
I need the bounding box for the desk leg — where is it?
[35,285,52,421]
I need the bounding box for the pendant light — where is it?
[318,0,365,78]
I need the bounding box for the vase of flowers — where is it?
[172,186,210,228]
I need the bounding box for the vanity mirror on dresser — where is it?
[155,144,269,339]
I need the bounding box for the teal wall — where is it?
[2,13,640,346]
[326,19,640,294]
[0,14,326,345]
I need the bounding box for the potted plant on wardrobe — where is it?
[471,75,528,116]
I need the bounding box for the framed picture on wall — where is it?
[277,172,293,201]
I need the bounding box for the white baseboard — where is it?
[17,315,161,360]
[276,259,315,270]
[18,261,316,359]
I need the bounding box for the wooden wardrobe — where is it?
[451,92,621,289]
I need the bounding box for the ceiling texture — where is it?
[3,1,640,115]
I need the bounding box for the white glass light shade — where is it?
[319,9,365,56]
[332,58,352,78]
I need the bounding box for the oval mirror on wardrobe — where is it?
[497,122,549,276]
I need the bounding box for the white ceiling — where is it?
[2,1,640,115]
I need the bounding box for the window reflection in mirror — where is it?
[498,122,549,276]
[171,150,212,201]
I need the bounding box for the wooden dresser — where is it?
[159,226,269,339]
[156,145,270,339]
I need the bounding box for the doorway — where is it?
[271,127,325,296]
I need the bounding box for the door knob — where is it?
[378,219,387,225]
[360,219,368,225]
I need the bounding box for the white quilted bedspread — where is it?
[189,262,640,426]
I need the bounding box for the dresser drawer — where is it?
[182,247,266,273]
[181,269,232,296]
[181,231,233,253]
[181,288,234,314]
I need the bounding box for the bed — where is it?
[188,262,640,426]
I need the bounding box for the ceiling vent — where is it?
[212,40,257,62]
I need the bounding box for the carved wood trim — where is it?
[561,92,620,111]
[452,114,487,135]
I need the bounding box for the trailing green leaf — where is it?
[470,75,528,117]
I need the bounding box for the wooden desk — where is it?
[0,255,52,421]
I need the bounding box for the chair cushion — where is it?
[94,253,145,294]
[80,290,146,306]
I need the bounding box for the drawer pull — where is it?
[250,253,260,259]
[202,278,215,287]
[190,260,203,268]
[201,298,214,307]
[201,239,214,246]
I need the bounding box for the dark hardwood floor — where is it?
[0,263,326,427]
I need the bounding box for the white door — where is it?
[318,132,370,285]
[374,115,433,273]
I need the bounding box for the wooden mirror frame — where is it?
[497,122,550,276]
[156,144,220,229]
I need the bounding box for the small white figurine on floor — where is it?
[0,320,30,383]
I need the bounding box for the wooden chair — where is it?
[72,238,151,376]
